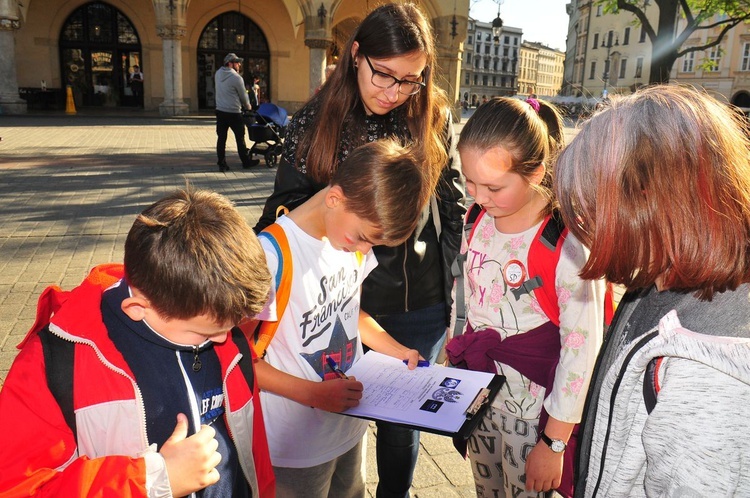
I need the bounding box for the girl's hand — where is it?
[524,441,564,493]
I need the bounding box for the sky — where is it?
[469,0,570,51]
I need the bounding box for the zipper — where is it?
[223,353,256,485]
[590,330,659,496]
[191,345,202,372]
[49,324,149,449]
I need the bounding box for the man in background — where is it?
[215,53,259,172]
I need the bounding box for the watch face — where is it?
[550,439,566,453]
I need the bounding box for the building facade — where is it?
[518,41,564,98]
[0,0,469,116]
[563,1,750,107]
[459,17,522,106]
[562,0,657,99]
[670,15,750,109]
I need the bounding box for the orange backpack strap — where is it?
[249,223,294,358]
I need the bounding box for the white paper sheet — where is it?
[342,351,498,434]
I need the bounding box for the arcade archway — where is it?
[197,12,270,109]
[59,2,142,108]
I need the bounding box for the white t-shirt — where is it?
[257,215,376,468]
[457,213,604,423]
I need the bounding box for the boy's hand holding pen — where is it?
[317,356,363,413]
[326,356,349,379]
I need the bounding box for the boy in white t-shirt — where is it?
[254,140,430,497]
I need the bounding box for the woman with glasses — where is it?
[253,3,465,497]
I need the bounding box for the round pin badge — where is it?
[502,259,527,288]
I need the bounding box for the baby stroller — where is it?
[246,103,289,167]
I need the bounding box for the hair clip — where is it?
[526,98,541,114]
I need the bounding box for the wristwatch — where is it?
[539,431,566,453]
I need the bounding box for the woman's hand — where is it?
[401,349,422,370]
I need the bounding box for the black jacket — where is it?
[253,103,465,323]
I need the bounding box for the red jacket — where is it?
[0,264,275,497]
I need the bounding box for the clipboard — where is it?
[339,351,505,438]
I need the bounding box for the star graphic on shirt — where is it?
[300,315,358,380]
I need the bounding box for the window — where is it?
[514,37,518,46]
[639,26,647,43]
[635,57,643,78]
[492,76,497,86]
[596,5,602,16]
[682,51,694,72]
[467,53,472,64]
[465,73,470,85]
[742,42,750,71]
[708,47,721,71]
[474,74,478,85]
[485,45,490,54]
[589,61,596,79]
[468,35,473,44]
[495,46,499,56]
[475,58,480,68]
[619,59,627,78]
[623,27,630,45]
[592,33,599,49]
[505,35,510,45]
[483,75,488,85]
[484,58,490,69]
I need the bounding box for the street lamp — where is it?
[492,1,503,42]
[601,32,619,97]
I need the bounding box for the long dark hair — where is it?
[299,3,449,189]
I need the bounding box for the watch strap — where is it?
[539,431,566,452]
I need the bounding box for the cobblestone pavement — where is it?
[0,112,476,497]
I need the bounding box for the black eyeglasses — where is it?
[362,54,426,96]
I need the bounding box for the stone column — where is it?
[433,13,467,122]
[155,0,188,116]
[305,38,330,95]
[0,5,26,114]
[157,26,189,116]
[304,2,332,96]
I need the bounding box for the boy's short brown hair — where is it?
[124,188,271,324]
[331,140,429,246]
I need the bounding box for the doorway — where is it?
[60,2,142,108]
[197,12,270,109]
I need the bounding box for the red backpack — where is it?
[451,203,614,338]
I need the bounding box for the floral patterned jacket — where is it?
[451,213,605,423]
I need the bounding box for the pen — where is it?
[403,359,430,367]
[326,356,349,379]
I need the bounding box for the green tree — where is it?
[598,0,750,83]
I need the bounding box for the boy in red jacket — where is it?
[0,188,275,498]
